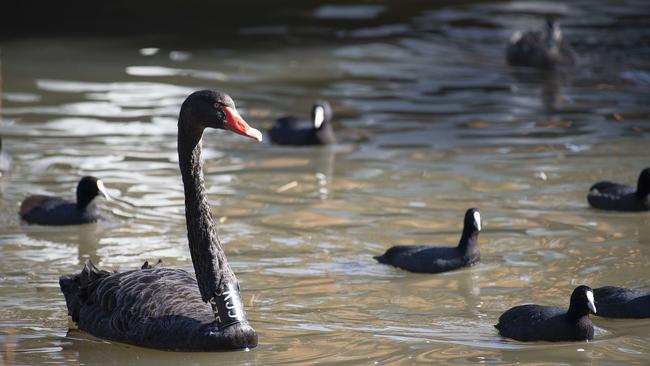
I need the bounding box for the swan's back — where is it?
[60,261,256,351]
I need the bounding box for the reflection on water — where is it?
[1,0,650,365]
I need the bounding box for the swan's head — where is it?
[181,90,262,142]
[311,100,333,130]
[463,207,481,233]
[76,176,111,209]
[569,285,597,316]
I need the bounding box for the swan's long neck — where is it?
[178,123,238,303]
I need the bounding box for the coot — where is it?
[269,100,335,145]
[495,285,596,342]
[374,208,481,273]
[20,176,110,225]
[593,286,650,318]
[587,168,650,211]
[506,18,576,69]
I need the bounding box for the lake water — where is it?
[1,1,649,365]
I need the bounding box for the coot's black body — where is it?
[495,285,596,342]
[593,286,650,318]
[374,208,481,273]
[506,18,575,69]
[587,168,650,211]
[19,176,110,225]
[269,100,335,145]
[59,90,261,351]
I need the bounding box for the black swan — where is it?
[587,168,650,211]
[495,285,596,342]
[269,100,335,145]
[506,18,576,69]
[20,176,111,225]
[374,208,481,273]
[593,286,650,318]
[59,90,261,351]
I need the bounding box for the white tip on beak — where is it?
[247,127,263,142]
[96,180,112,201]
[473,211,481,231]
[586,290,596,314]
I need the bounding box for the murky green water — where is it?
[1,1,649,365]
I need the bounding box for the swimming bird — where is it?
[269,100,335,145]
[59,90,261,351]
[495,285,596,342]
[374,208,481,273]
[506,17,576,69]
[587,168,650,211]
[19,176,110,225]
[593,286,650,318]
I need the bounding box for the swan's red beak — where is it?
[223,106,263,142]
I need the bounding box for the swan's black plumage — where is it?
[269,100,335,145]
[20,176,110,225]
[506,18,576,69]
[495,285,596,342]
[593,286,650,318]
[59,90,261,351]
[587,168,650,211]
[374,208,481,273]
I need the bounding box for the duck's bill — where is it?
[223,106,263,142]
[96,180,112,201]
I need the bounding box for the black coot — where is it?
[19,176,110,225]
[374,208,481,273]
[506,18,576,69]
[269,100,335,145]
[587,168,650,211]
[59,90,260,351]
[593,286,650,318]
[495,285,596,342]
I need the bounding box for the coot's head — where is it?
[179,90,262,141]
[544,17,562,48]
[463,208,481,235]
[76,176,111,209]
[568,285,597,317]
[637,167,650,198]
[311,100,333,130]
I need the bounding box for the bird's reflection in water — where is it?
[25,224,103,265]
[61,329,259,366]
[509,67,566,114]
